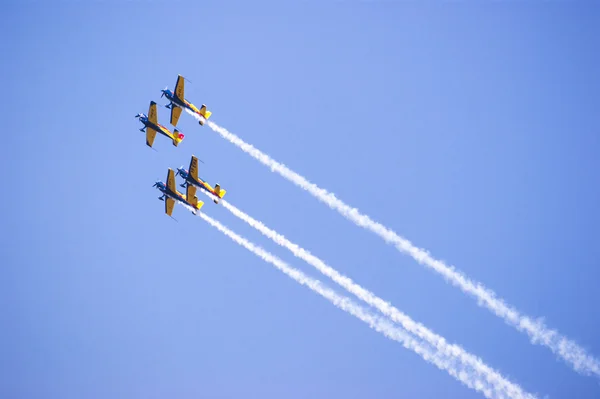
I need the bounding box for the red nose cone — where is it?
[178,133,185,139]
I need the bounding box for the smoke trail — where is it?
[200,117,600,378]
[196,210,537,399]
[211,196,528,398]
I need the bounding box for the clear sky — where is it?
[2,2,600,398]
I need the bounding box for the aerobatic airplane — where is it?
[177,155,226,204]
[153,169,204,217]
[136,101,185,148]
[161,74,212,126]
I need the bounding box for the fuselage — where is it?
[178,169,218,197]
[164,90,201,115]
[139,115,175,139]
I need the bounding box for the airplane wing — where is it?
[175,75,185,100]
[148,101,158,124]
[185,185,204,211]
[167,168,177,193]
[165,197,175,216]
[170,106,182,126]
[186,184,197,202]
[189,155,200,181]
[146,127,157,147]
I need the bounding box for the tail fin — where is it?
[187,193,205,211]
[198,104,212,125]
[172,129,185,146]
[214,184,227,203]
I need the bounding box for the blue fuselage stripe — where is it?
[144,120,170,138]
[160,187,194,208]
[168,94,193,112]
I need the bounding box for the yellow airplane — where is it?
[161,75,212,126]
[153,169,204,217]
[176,155,227,204]
[136,101,185,148]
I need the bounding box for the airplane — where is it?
[160,74,212,127]
[136,101,185,148]
[176,155,227,204]
[153,168,205,217]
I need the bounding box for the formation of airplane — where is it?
[136,75,225,218]
[153,169,204,217]
[161,74,212,126]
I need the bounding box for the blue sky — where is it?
[2,2,600,398]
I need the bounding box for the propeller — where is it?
[160,86,168,98]
[135,113,140,118]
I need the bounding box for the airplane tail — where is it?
[186,192,204,211]
[172,129,185,146]
[213,184,227,203]
[198,104,212,125]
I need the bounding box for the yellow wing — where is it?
[185,185,201,209]
[167,168,177,193]
[170,106,182,126]
[185,186,205,211]
[186,184,197,204]
[175,75,185,100]
[189,155,199,181]
[165,197,175,216]
[146,127,157,148]
[148,101,158,124]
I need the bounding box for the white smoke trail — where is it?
[196,210,537,399]
[200,117,600,378]
[211,196,530,398]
